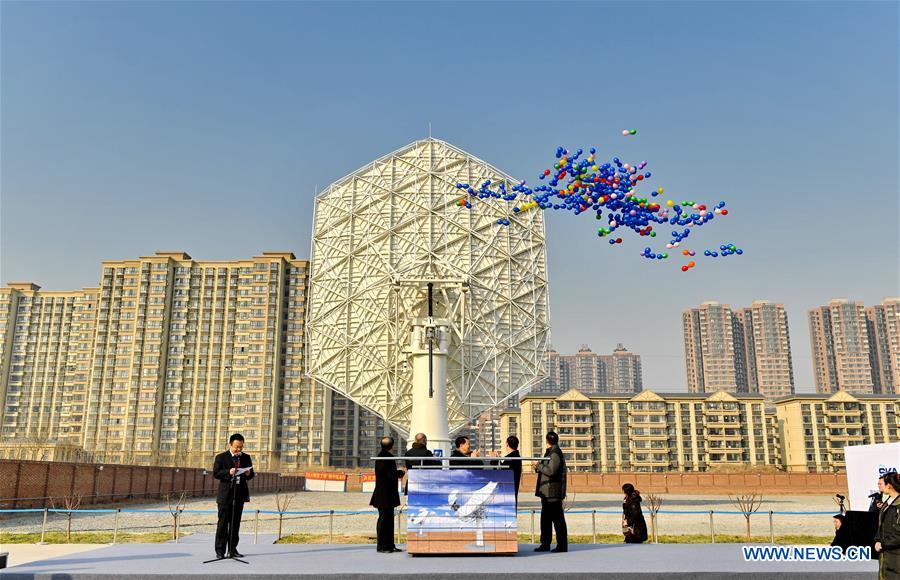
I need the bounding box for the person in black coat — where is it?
[875,472,900,579]
[403,433,439,494]
[370,436,405,553]
[490,435,522,507]
[830,514,853,553]
[450,435,482,468]
[533,431,567,553]
[212,433,255,558]
[622,483,648,544]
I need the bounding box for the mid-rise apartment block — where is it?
[776,391,900,472]
[501,388,776,472]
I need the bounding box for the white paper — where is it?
[235,467,252,475]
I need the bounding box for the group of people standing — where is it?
[368,429,650,554]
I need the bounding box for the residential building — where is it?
[540,344,642,394]
[737,301,795,404]
[867,298,900,395]
[775,391,900,472]
[501,388,775,472]
[809,300,875,393]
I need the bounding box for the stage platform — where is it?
[0,533,878,579]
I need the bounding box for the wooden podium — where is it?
[406,466,518,555]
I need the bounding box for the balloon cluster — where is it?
[455,143,742,271]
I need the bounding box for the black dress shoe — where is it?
[391,547,404,553]
[230,550,245,558]
[377,549,393,553]
[551,546,568,553]
[534,545,551,552]
[215,552,225,559]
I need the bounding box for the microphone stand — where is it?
[203,471,249,565]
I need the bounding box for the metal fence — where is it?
[0,506,838,545]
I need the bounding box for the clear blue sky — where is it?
[2,1,897,392]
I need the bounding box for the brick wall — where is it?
[342,468,847,495]
[1,460,306,508]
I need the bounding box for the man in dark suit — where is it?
[450,435,481,467]
[403,433,439,494]
[503,435,522,506]
[370,436,405,553]
[212,433,254,559]
[533,431,567,553]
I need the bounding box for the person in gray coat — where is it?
[532,431,568,553]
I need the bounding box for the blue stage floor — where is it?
[0,534,879,579]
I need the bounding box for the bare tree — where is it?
[730,494,763,541]
[646,493,664,544]
[165,491,187,540]
[274,489,296,541]
[50,494,83,542]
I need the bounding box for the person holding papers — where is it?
[213,433,254,559]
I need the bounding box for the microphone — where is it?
[835,494,845,500]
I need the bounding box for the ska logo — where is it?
[878,465,898,476]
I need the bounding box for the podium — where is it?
[406,466,517,555]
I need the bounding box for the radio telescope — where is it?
[306,138,549,451]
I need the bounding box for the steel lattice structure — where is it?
[306,138,550,435]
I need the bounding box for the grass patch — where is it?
[0,531,178,544]
[275,533,832,545]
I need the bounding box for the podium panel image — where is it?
[406,468,517,555]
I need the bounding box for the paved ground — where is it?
[0,492,842,540]
[0,533,878,579]
[0,545,107,568]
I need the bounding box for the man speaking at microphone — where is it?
[213,433,254,559]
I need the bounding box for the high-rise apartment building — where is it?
[0,283,92,461]
[809,300,875,394]
[737,301,795,404]
[684,301,796,406]
[0,252,331,470]
[329,389,406,468]
[540,344,642,394]
[866,298,900,395]
[683,302,748,393]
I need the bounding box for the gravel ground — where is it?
[0,491,841,540]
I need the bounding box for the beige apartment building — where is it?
[775,391,900,472]
[501,388,776,472]
[867,298,900,395]
[500,387,899,473]
[809,300,876,394]
[0,251,332,470]
[0,283,92,456]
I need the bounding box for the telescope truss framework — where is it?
[307,138,550,435]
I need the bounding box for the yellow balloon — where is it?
[666,200,674,207]
[657,187,664,194]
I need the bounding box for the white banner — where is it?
[844,442,900,511]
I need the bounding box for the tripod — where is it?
[203,473,249,565]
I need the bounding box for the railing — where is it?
[0,505,837,546]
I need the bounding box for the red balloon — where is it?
[721,209,728,215]
[681,266,689,272]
